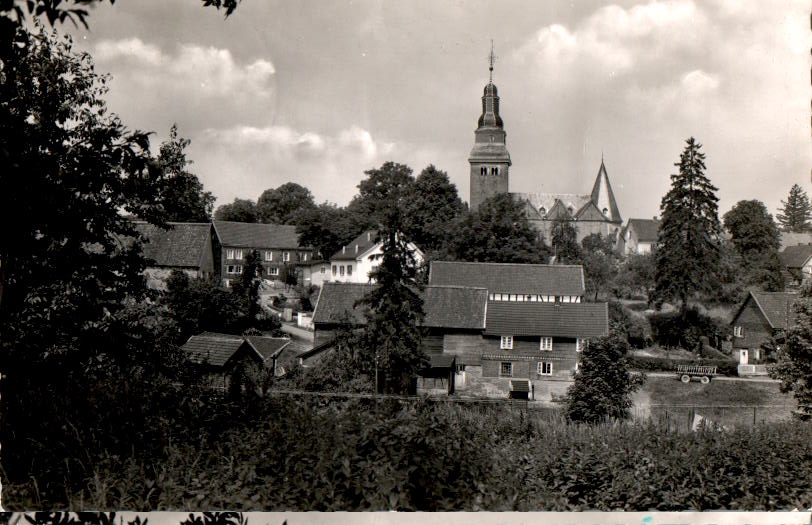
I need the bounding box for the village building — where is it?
[468,54,622,244]
[730,290,797,366]
[182,331,291,388]
[132,221,215,290]
[310,261,608,400]
[328,229,424,284]
[211,220,314,288]
[778,244,812,288]
[615,218,660,255]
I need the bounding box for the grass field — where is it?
[638,375,797,428]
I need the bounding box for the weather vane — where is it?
[488,40,497,83]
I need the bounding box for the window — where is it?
[223,279,230,288]
[489,293,494,300]
[332,265,337,276]
[500,335,513,350]
[226,265,242,275]
[283,252,290,262]
[301,253,308,262]
[576,339,588,352]
[540,336,553,351]
[320,265,327,274]
[491,167,499,176]
[347,264,353,276]
[480,166,487,176]
[340,265,345,276]
[265,251,273,262]
[269,267,279,276]
[500,362,513,377]
[538,361,553,376]
[539,207,547,216]
[733,326,743,337]
[226,249,235,260]
[234,250,243,260]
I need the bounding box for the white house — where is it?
[328,230,424,283]
[616,218,660,255]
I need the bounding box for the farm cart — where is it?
[676,365,717,384]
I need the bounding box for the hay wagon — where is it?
[676,364,717,384]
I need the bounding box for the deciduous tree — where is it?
[653,138,721,313]
[156,124,215,222]
[580,233,618,301]
[770,284,812,420]
[257,182,316,225]
[215,198,259,222]
[445,193,551,263]
[405,165,466,253]
[550,217,581,264]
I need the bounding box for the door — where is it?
[739,349,748,365]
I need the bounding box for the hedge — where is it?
[628,355,739,376]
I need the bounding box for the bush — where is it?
[608,301,651,349]
[649,308,725,351]
[628,356,739,376]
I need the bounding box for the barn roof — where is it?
[735,291,799,330]
[484,302,608,338]
[428,261,585,296]
[423,286,488,329]
[133,221,211,268]
[627,218,660,243]
[312,283,374,325]
[212,220,304,249]
[779,244,812,269]
[245,336,291,360]
[182,332,251,367]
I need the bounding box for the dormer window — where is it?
[539,206,546,216]
[567,206,574,215]
[602,207,609,216]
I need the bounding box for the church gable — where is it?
[574,200,610,222]
[546,199,575,220]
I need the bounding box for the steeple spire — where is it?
[488,40,496,83]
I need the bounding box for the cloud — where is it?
[508,0,811,219]
[91,38,276,134]
[191,125,404,207]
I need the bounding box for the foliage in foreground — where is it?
[3,397,811,512]
[770,282,812,420]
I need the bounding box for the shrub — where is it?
[649,308,725,351]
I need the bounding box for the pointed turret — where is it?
[469,42,511,210]
[590,159,622,224]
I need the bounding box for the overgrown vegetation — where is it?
[3,398,810,511]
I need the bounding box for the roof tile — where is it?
[134,221,211,268]
[429,261,584,295]
[484,302,608,338]
[213,221,306,249]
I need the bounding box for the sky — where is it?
[61,0,812,222]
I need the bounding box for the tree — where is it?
[580,234,618,301]
[356,162,428,394]
[405,165,466,252]
[723,199,783,293]
[550,217,581,264]
[445,193,551,263]
[653,137,721,313]
[348,161,416,229]
[613,252,656,301]
[295,202,360,260]
[156,124,215,222]
[214,198,259,222]
[776,184,812,233]
[163,271,250,340]
[769,284,812,420]
[231,250,263,323]
[257,182,316,225]
[564,335,645,423]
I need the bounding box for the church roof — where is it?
[511,193,591,220]
[590,160,622,224]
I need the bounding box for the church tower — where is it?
[469,43,511,210]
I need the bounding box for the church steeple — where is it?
[469,42,511,210]
[590,158,622,224]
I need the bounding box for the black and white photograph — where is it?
[1,0,811,515]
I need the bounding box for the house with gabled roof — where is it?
[616,218,660,256]
[730,291,798,364]
[211,220,314,288]
[132,221,214,289]
[778,244,812,287]
[328,229,424,284]
[182,331,291,388]
[310,261,608,400]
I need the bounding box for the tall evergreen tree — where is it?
[776,184,812,233]
[357,163,427,394]
[653,137,721,313]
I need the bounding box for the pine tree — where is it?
[358,163,428,394]
[776,184,812,233]
[653,137,721,313]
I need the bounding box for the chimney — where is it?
[355,244,358,254]
[367,231,371,242]
[342,246,345,254]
